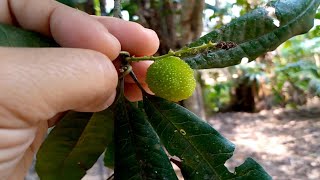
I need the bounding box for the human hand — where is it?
[0,0,159,179]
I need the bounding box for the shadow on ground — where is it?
[209,99,320,180]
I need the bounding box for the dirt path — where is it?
[208,101,320,180]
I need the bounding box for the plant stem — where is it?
[93,0,101,16]
[106,173,114,180]
[126,41,217,62]
[129,71,147,95]
[113,0,122,18]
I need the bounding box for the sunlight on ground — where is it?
[209,98,320,179]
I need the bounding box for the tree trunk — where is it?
[179,0,205,119]
[100,0,107,16]
[180,0,205,45]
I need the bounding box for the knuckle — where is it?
[82,49,118,95]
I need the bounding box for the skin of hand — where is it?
[0,0,159,179]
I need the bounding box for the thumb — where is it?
[0,47,117,126]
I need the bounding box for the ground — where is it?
[208,99,320,180]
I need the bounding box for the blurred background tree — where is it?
[201,0,320,114]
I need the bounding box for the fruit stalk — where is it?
[129,71,147,94]
[126,41,217,62]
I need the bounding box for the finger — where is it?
[0,0,13,24]
[124,83,153,102]
[50,7,121,60]
[1,122,48,180]
[0,127,36,179]
[0,47,117,126]
[4,0,121,60]
[96,17,159,56]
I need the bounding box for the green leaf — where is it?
[183,0,320,69]
[36,110,114,180]
[0,23,59,47]
[234,158,273,179]
[104,136,115,169]
[114,91,177,180]
[143,95,271,179]
[56,0,76,7]
[315,12,320,19]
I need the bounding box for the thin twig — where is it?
[113,0,122,18]
[106,173,114,180]
[126,42,217,62]
[129,71,148,95]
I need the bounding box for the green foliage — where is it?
[270,29,320,106]
[233,62,269,86]
[103,137,115,169]
[183,0,320,69]
[56,0,76,7]
[121,1,139,21]
[143,95,271,179]
[114,85,177,179]
[273,60,320,104]
[204,82,233,112]
[56,0,88,7]
[307,25,320,38]
[36,110,114,179]
[0,23,58,47]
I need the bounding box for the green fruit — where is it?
[146,56,196,102]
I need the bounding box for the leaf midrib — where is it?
[231,0,316,47]
[58,115,91,177]
[119,98,145,179]
[189,0,317,68]
[146,97,225,180]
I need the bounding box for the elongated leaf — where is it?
[234,158,273,180]
[114,91,177,180]
[0,23,59,47]
[36,110,114,180]
[183,0,320,69]
[143,96,271,179]
[104,136,115,169]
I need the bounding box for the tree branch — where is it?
[113,0,122,18]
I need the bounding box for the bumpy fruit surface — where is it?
[146,56,196,102]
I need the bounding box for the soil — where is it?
[208,98,320,180]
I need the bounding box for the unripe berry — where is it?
[146,56,196,102]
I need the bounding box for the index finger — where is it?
[2,0,121,60]
[95,17,159,56]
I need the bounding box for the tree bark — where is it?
[180,0,205,45]
[179,0,206,119]
[100,0,107,16]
